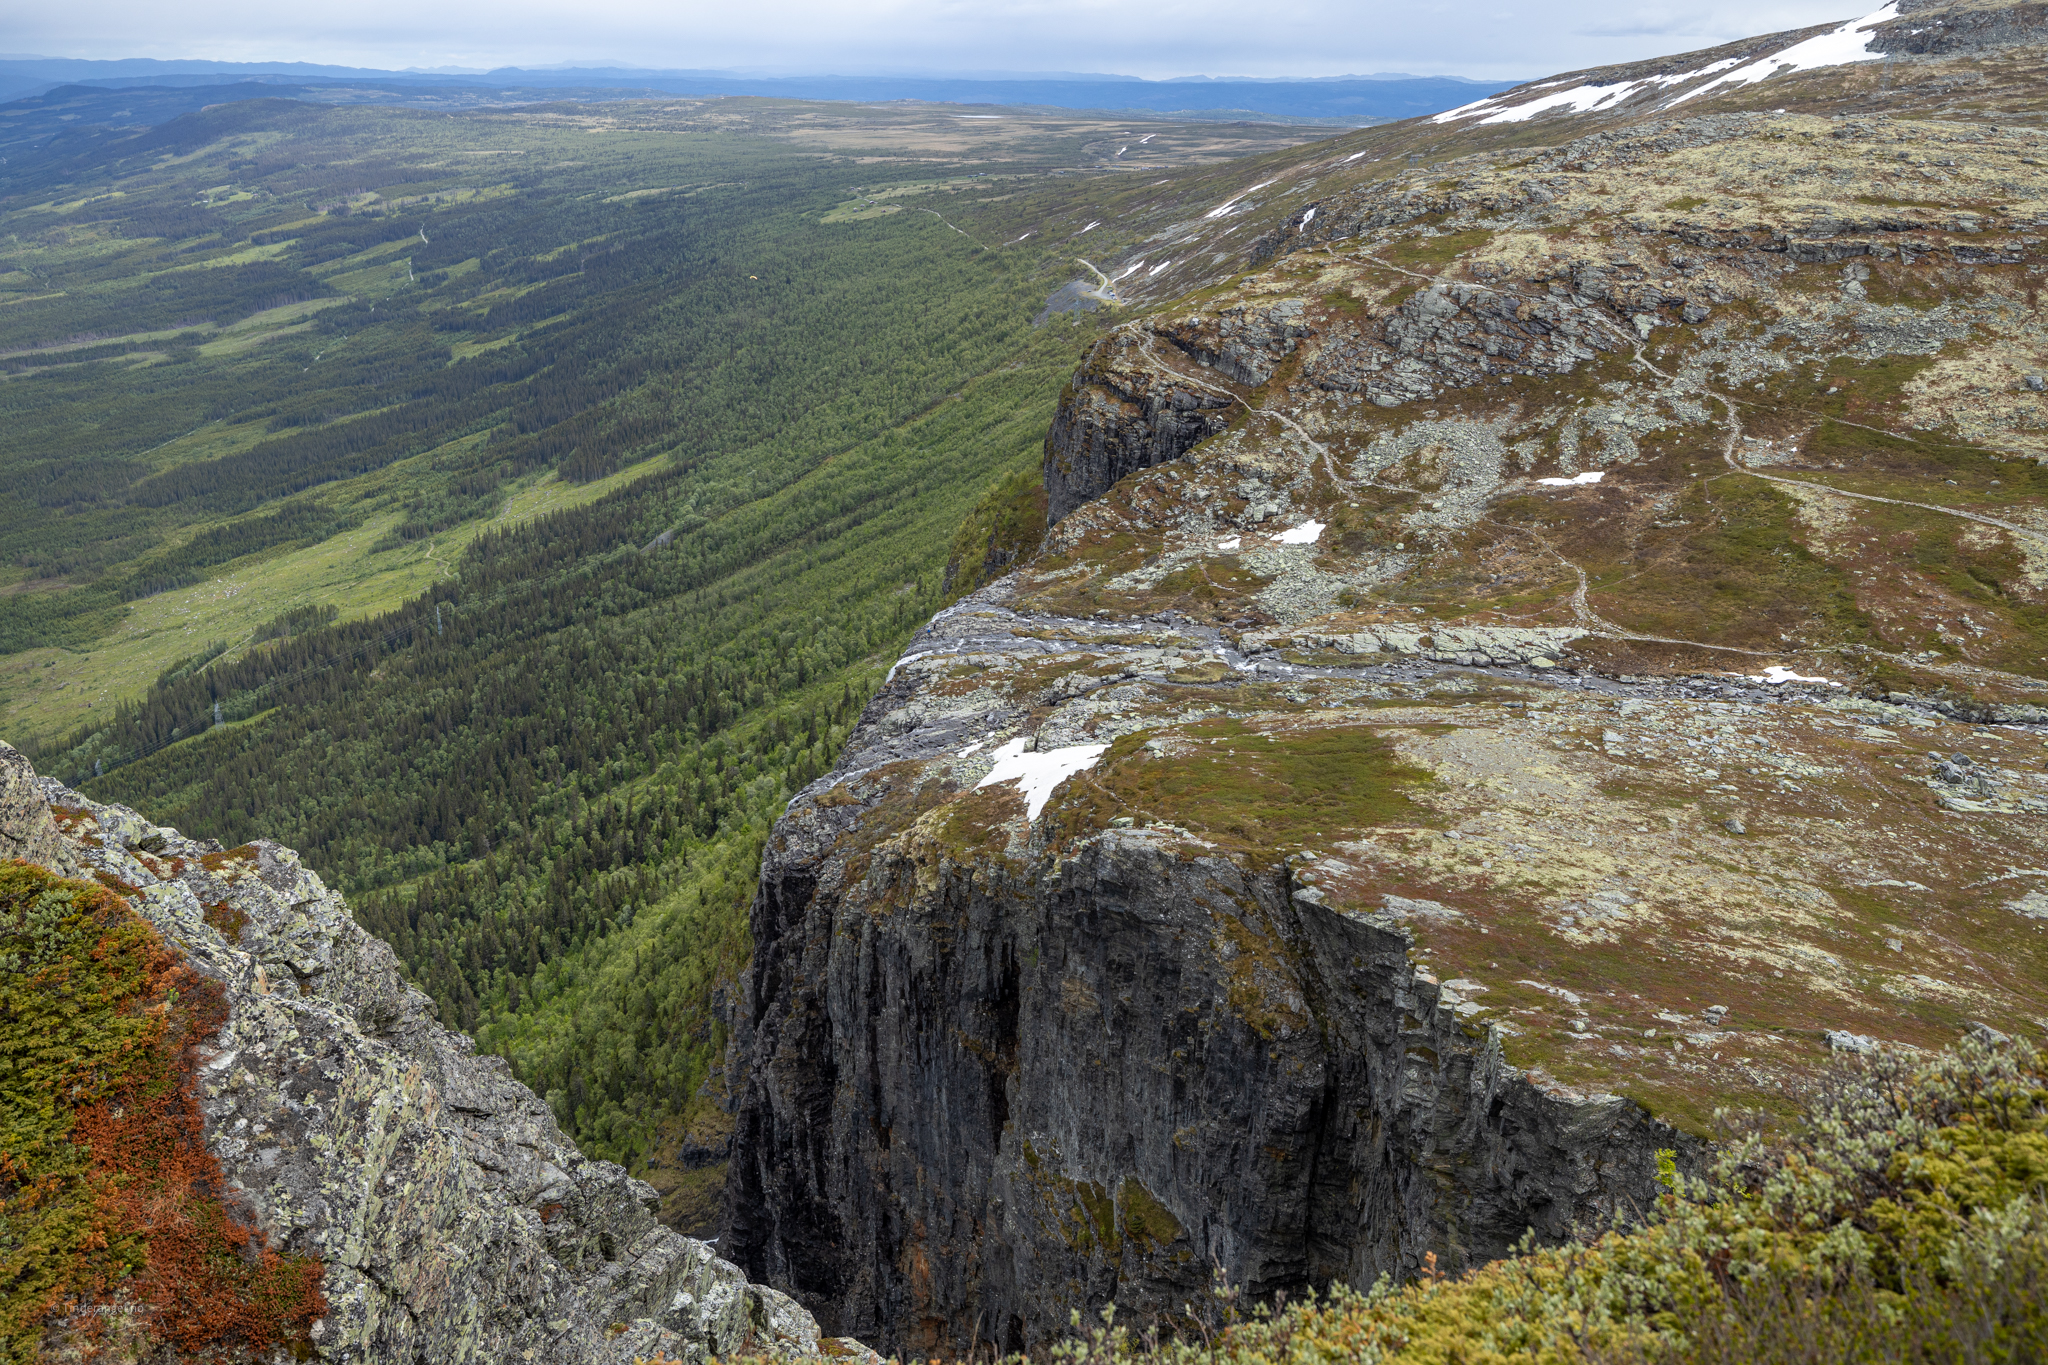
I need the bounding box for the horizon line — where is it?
[0,54,1517,86]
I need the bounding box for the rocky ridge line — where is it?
[0,739,871,1365]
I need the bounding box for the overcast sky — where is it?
[10,0,1882,82]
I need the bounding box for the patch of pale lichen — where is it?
[1245,691,2048,1119]
[1013,109,2048,701]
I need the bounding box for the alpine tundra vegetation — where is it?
[2,0,2048,1359]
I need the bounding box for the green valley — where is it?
[6,0,2048,1356]
[0,90,1326,1222]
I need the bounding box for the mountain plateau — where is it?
[725,0,2048,1351]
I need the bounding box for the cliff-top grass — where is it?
[1047,719,1436,869]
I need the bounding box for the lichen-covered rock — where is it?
[0,740,832,1365]
[0,739,64,869]
[1248,624,1586,666]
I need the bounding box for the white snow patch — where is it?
[1473,81,1637,124]
[1749,665,1842,687]
[1343,150,1368,161]
[1204,179,1277,219]
[1115,259,1147,281]
[1431,90,1511,124]
[1432,56,1745,125]
[1148,259,1173,276]
[1536,470,1606,487]
[1668,4,1898,105]
[1078,220,1100,234]
[1216,535,1242,551]
[1657,57,1742,89]
[1300,206,1316,224]
[884,649,937,684]
[975,737,1109,820]
[1271,520,1325,545]
[959,739,987,758]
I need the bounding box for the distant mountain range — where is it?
[0,56,1515,125]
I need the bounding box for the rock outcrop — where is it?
[723,597,1700,1356]
[729,71,2048,1361]
[1043,329,1239,523]
[0,740,854,1365]
[0,739,63,869]
[1871,0,2048,58]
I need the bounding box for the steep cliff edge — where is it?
[0,740,858,1365]
[724,596,1710,1355]
[731,15,2048,1354]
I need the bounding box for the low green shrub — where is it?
[0,862,325,1361]
[1036,1036,2047,1365]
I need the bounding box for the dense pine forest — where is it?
[0,89,1278,1220]
[47,338,1075,1209]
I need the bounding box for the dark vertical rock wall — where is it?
[726,759,1693,1356]
[1041,332,1239,524]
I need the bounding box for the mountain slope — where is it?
[987,0,2047,320]
[725,1,2048,1352]
[10,2,2048,1349]
[0,738,861,1363]
[0,96,1234,1227]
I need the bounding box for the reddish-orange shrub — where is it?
[0,861,326,1361]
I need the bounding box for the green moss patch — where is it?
[1052,720,1434,867]
[1117,1177,1184,1253]
[1583,477,1874,651]
[1384,229,1495,273]
[1016,1143,1190,1265]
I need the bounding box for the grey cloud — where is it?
[10,0,1876,82]
[1574,11,1715,37]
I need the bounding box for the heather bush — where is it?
[0,862,325,1362]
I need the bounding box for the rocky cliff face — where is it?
[1044,337,1237,525]
[0,740,863,1365]
[731,31,2048,1356]
[723,599,1706,1355]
